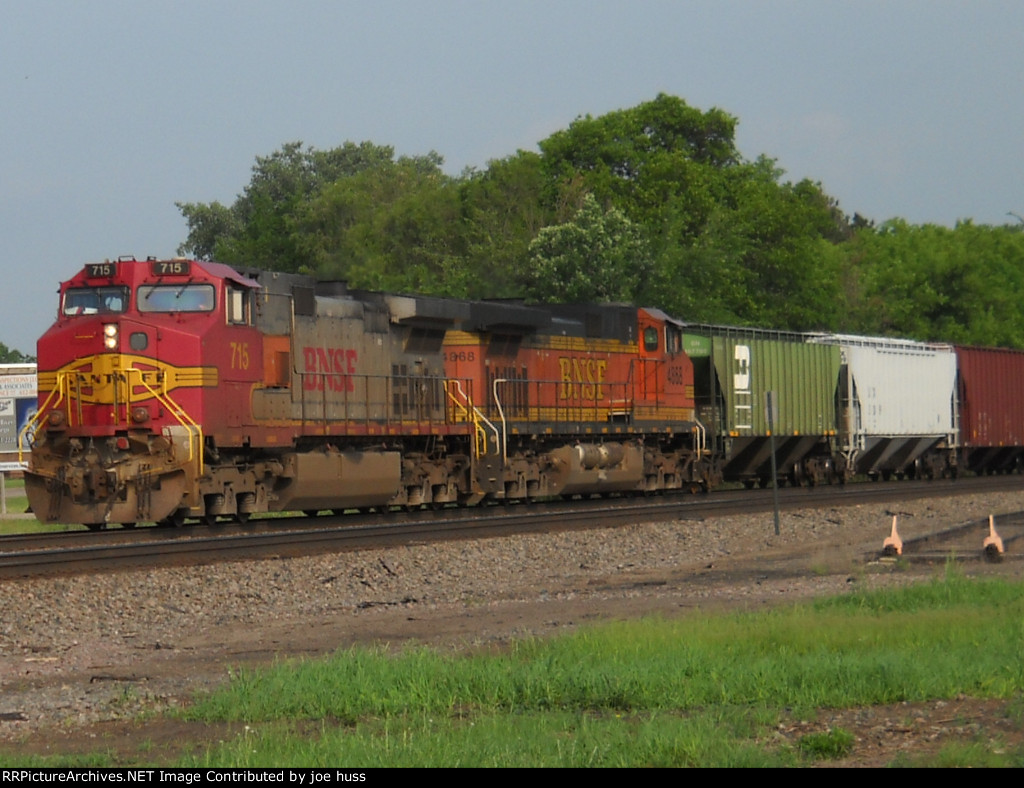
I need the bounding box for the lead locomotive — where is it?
[23,257,714,528]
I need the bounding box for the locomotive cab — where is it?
[24,257,262,527]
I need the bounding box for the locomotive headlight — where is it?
[103,323,119,350]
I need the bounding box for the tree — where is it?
[293,153,462,291]
[176,141,414,272]
[0,342,34,363]
[522,193,652,303]
[537,93,741,232]
[455,151,553,298]
[173,95,1024,346]
[844,219,1024,346]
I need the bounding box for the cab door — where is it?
[636,311,664,406]
[217,282,263,429]
[635,309,695,416]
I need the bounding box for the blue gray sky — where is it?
[3,1,1023,354]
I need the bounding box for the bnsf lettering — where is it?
[303,347,358,392]
[558,357,608,401]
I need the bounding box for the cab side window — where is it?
[666,326,682,355]
[643,326,659,352]
[227,286,250,325]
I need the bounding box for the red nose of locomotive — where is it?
[25,257,226,528]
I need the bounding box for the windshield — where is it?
[138,284,216,313]
[63,287,130,316]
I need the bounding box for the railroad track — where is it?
[2,474,1021,579]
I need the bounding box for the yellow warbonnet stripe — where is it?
[38,353,218,404]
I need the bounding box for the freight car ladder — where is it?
[445,379,499,459]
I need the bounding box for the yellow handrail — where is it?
[127,367,204,475]
[444,379,497,459]
[18,383,66,465]
[18,364,204,476]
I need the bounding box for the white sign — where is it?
[0,375,36,399]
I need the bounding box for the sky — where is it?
[2,0,1023,355]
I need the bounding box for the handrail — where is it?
[692,417,707,458]
[20,365,204,476]
[127,367,204,475]
[445,379,499,458]
[18,383,66,465]
[492,378,512,465]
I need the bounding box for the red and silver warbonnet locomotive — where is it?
[22,257,716,528]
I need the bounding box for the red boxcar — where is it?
[955,345,1024,473]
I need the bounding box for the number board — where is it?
[84,262,116,278]
[151,260,191,276]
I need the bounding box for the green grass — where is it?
[0,476,44,534]
[171,568,1024,767]
[0,476,77,534]
[3,567,1023,767]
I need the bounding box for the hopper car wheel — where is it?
[304,510,320,517]
[234,511,251,524]
[121,522,136,529]
[85,523,106,532]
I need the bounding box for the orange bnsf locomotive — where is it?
[23,257,717,528]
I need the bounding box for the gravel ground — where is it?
[1,489,1022,763]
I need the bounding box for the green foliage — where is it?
[5,574,1022,768]
[797,728,855,760]
[0,341,33,363]
[843,218,1024,344]
[523,193,652,302]
[456,152,553,298]
[188,575,1024,723]
[174,573,1024,768]
[295,154,461,292]
[174,95,1024,347]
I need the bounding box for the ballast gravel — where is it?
[1,490,1022,740]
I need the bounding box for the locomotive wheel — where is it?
[159,509,187,528]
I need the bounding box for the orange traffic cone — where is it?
[883,514,902,557]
